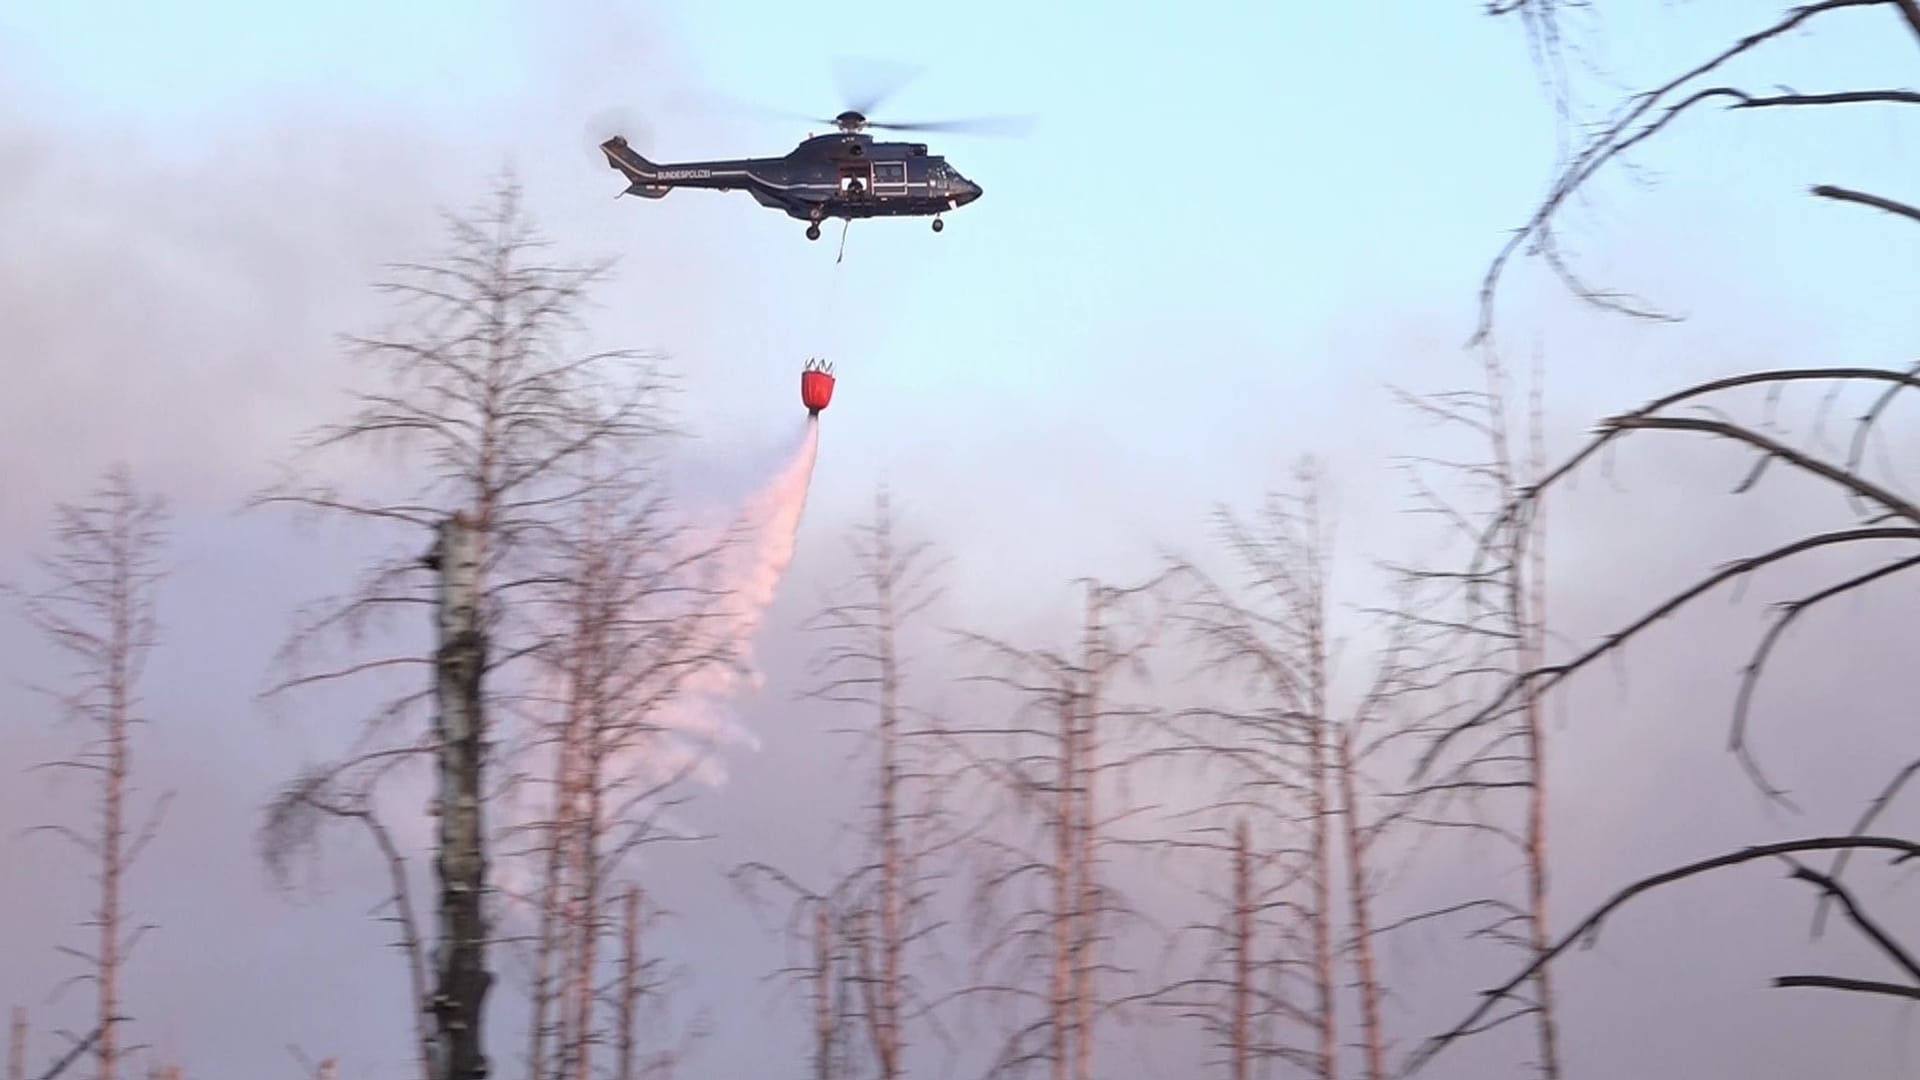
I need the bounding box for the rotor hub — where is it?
[833,110,868,133]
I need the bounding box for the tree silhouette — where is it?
[13,465,170,1080]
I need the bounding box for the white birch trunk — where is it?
[430,512,491,1080]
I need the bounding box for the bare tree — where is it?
[942,574,1172,1080]
[1379,350,1562,1078]
[800,488,953,1080]
[544,875,697,1080]
[253,176,678,1080]
[512,448,735,1080]
[1157,472,1339,1080]
[1405,4,1920,1069]
[733,488,957,1079]
[261,770,434,1078]
[14,465,170,1080]
[1138,813,1292,1080]
[1406,366,1920,1072]
[727,877,862,1080]
[1158,461,1432,1080]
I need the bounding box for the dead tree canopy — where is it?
[943,573,1173,1080]
[14,465,170,1080]
[1402,3,1920,1071]
[1383,357,1563,1077]
[516,453,734,1080]
[732,489,955,1080]
[253,178,686,1080]
[1159,461,1437,1080]
[1474,0,1920,345]
[257,177,679,710]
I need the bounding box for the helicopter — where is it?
[597,76,1028,241]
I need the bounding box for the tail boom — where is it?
[601,136,672,198]
[601,136,764,200]
[600,136,654,176]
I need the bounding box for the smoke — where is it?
[480,417,823,912]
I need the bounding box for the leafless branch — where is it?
[1469,0,1909,343]
[1809,183,1920,225]
[1402,836,1920,1075]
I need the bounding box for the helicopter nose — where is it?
[957,178,982,204]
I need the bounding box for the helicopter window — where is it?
[837,163,871,194]
[873,162,906,189]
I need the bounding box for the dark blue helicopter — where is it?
[598,95,1026,241]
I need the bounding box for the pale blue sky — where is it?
[4,2,1920,1078]
[8,0,1914,464]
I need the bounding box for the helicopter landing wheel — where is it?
[807,223,821,241]
[931,217,944,233]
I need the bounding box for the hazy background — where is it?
[3,1,1919,1077]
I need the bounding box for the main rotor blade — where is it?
[866,114,1038,137]
[832,55,926,117]
[584,105,652,164]
[586,104,647,140]
[665,89,816,126]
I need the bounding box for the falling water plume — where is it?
[666,417,822,742]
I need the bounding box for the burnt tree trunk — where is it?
[1051,679,1078,1080]
[556,690,592,1080]
[617,886,641,1080]
[874,546,904,1080]
[1307,584,1337,1080]
[1231,820,1252,1080]
[430,512,492,1080]
[1337,729,1386,1080]
[1072,584,1101,1080]
[94,484,146,1080]
[1520,375,1560,1080]
[527,734,574,1080]
[569,714,604,1080]
[814,906,835,1080]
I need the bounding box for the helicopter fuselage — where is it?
[600,131,983,238]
